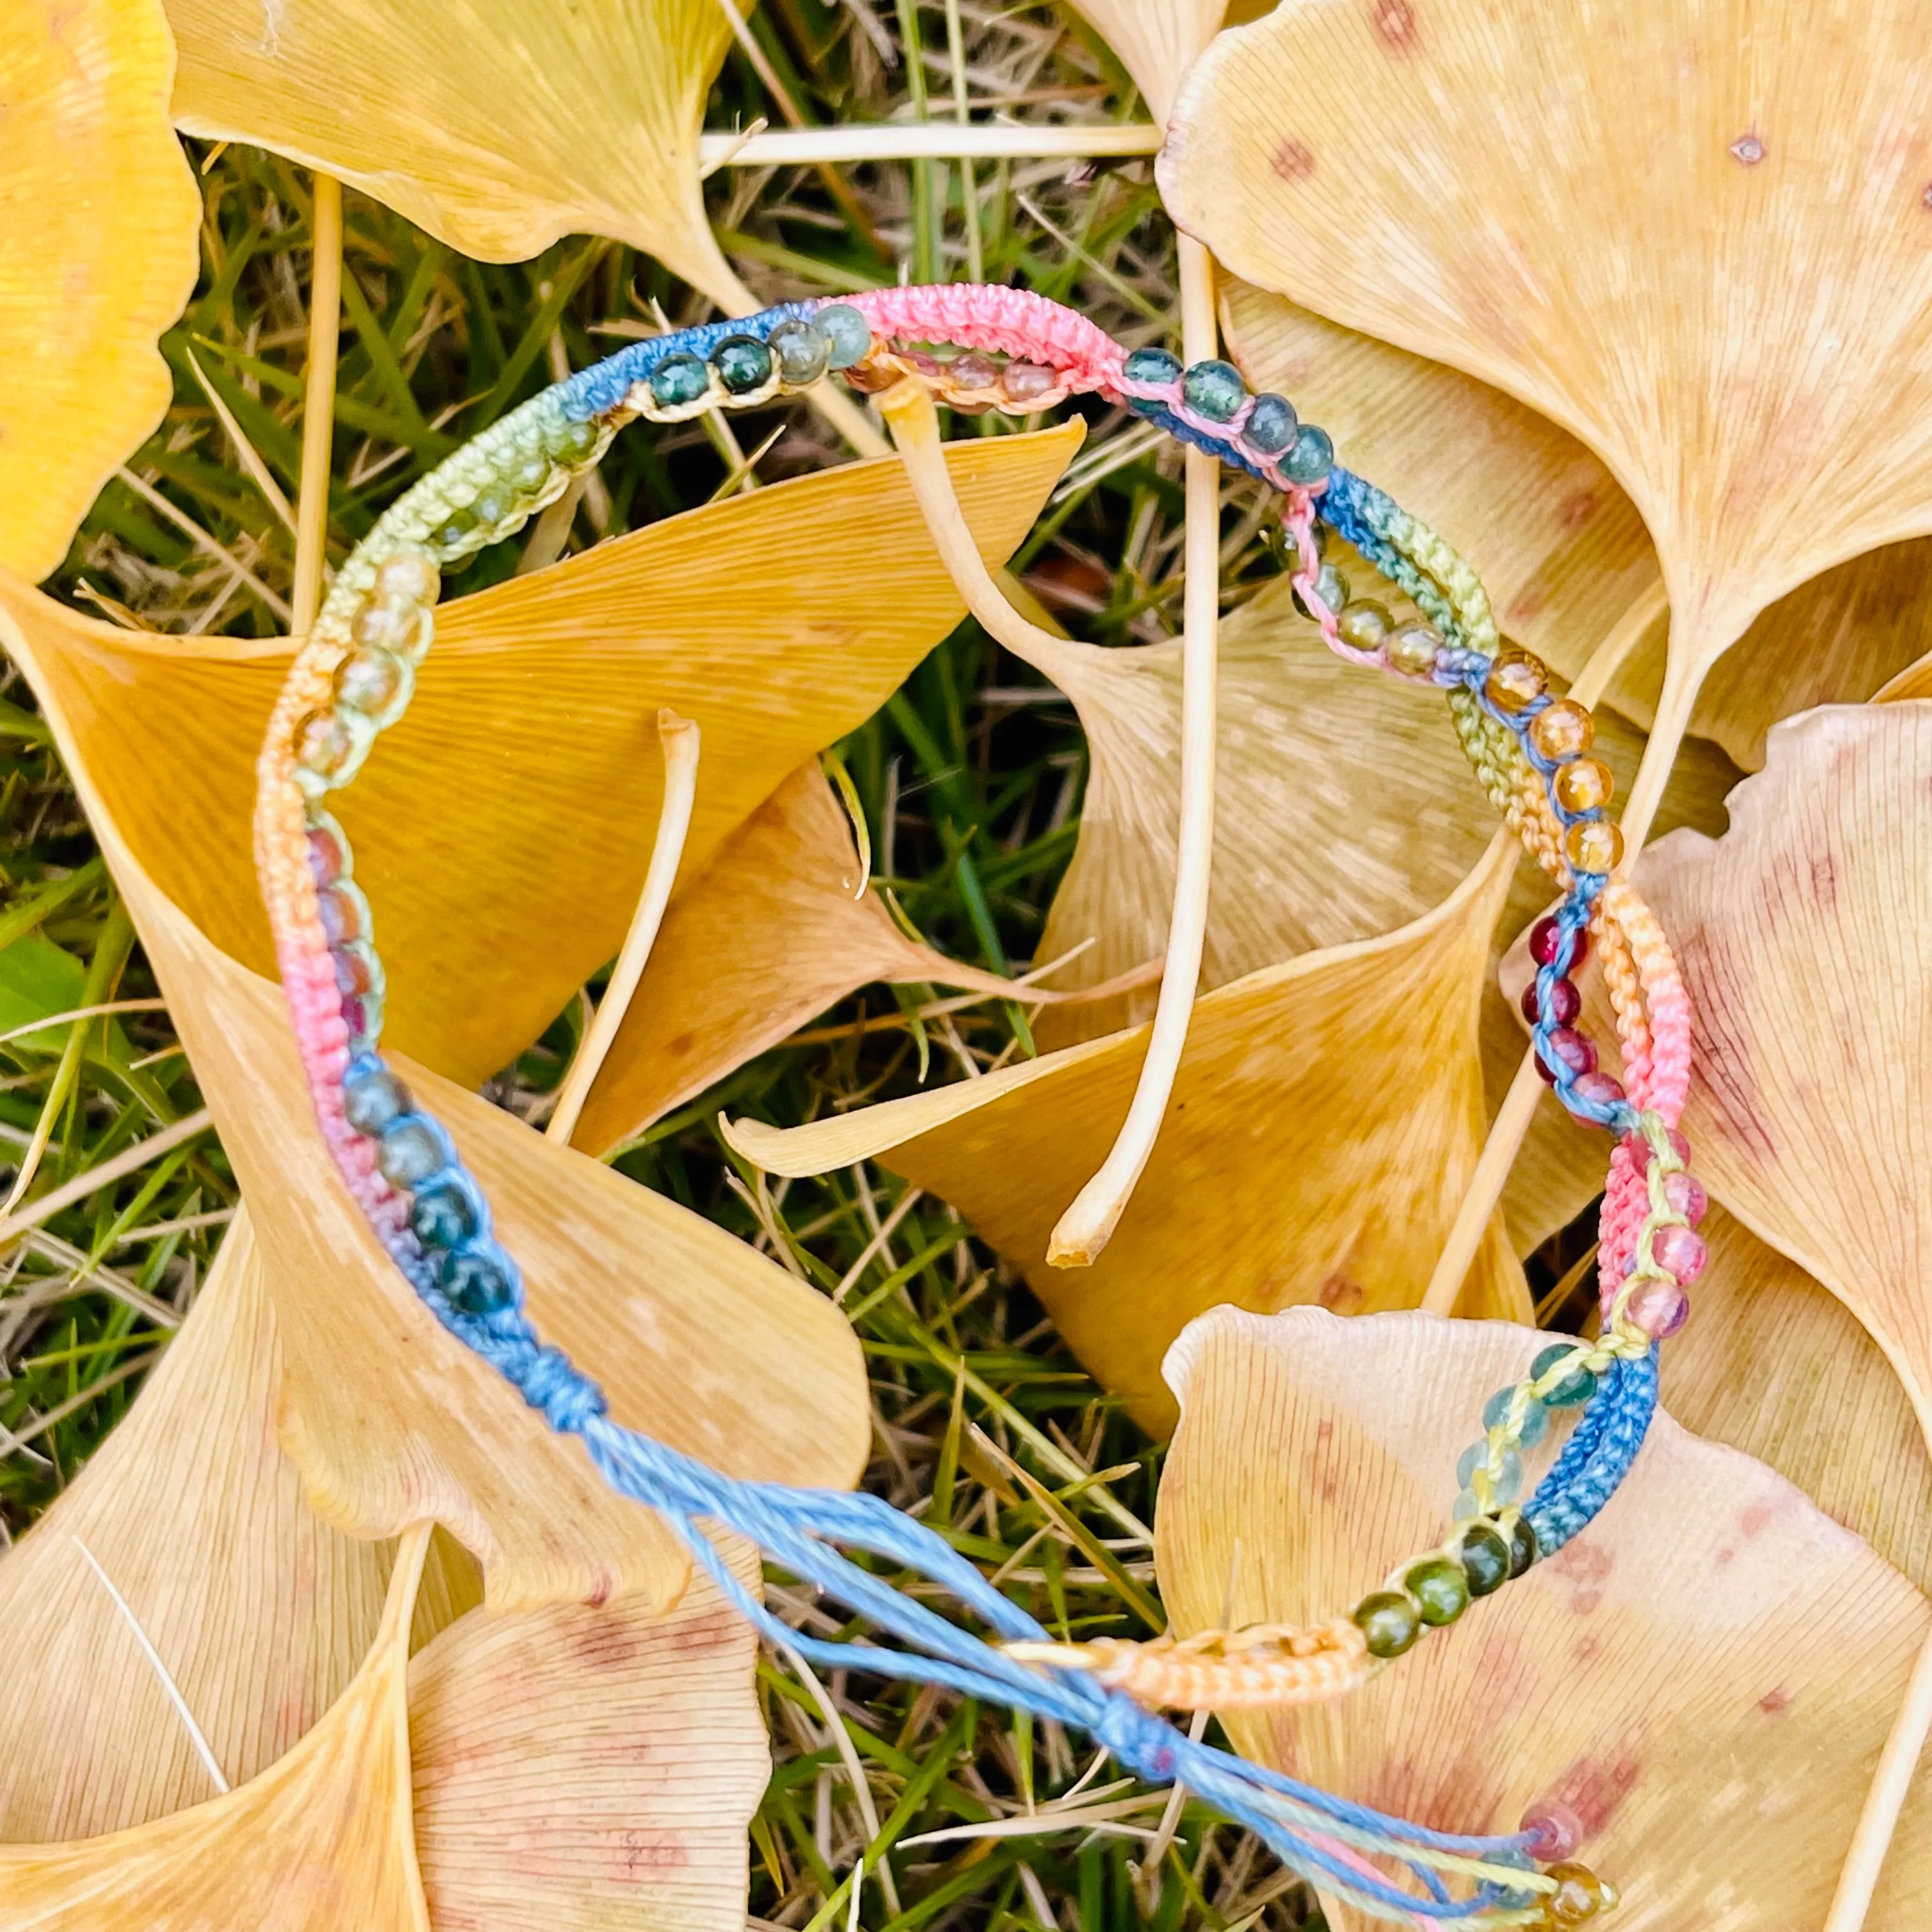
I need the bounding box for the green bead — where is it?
[439,1246,516,1315]
[410,1181,477,1251]
[1531,1342,1598,1407]
[1508,1514,1540,1577]
[514,456,551,491]
[1291,562,1349,620]
[431,507,477,549]
[768,317,832,384]
[1483,1383,1549,1448]
[650,353,710,409]
[1123,346,1182,386]
[1457,1522,1512,1598]
[1353,1590,1421,1659]
[1404,1556,1470,1627]
[1283,423,1334,484]
[1181,357,1245,422]
[1245,392,1298,453]
[554,418,601,460]
[818,303,873,369]
[712,334,774,395]
[471,487,510,526]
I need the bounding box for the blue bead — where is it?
[1283,424,1333,484]
[1531,1342,1598,1407]
[1123,346,1182,386]
[410,1181,477,1251]
[712,335,774,395]
[816,304,873,370]
[1244,392,1298,454]
[1483,1383,1549,1447]
[649,353,710,408]
[1181,358,1245,422]
[377,1117,444,1188]
[342,1067,410,1138]
[440,1245,517,1315]
[1455,1440,1524,1503]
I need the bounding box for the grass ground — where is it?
[0,4,1591,1926]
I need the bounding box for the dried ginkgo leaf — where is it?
[411,1544,765,1930]
[1165,4,1932,816]
[1662,1206,1932,1596]
[0,429,1075,1089]
[728,839,1531,1435]
[167,0,739,305]
[1066,0,1229,116]
[0,593,870,1616]
[0,0,199,581]
[1158,1305,1932,1930]
[0,1525,434,1929]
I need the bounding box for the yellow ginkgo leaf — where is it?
[0,586,870,1616]
[0,429,1077,1090]
[0,0,199,581]
[411,1544,765,1930]
[1662,1206,1932,1595]
[1165,4,1932,815]
[728,838,1530,1435]
[167,0,739,305]
[1158,1305,1932,1931]
[0,1524,435,1929]
[1066,0,1229,117]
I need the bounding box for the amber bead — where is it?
[1554,757,1615,813]
[1484,646,1547,712]
[1336,600,1393,652]
[333,646,404,717]
[374,550,440,607]
[1528,696,1593,762]
[1565,818,1624,873]
[1386,618,1442,675]
[949,351,1001,390]
[351,595,424,656]
[1546,1862,1616,1923]
[295,710,354,779]
[1000,360,1055,404]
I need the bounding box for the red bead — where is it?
[307,826,344,888]
[339,996,367,1038]
[1535,1026,1597,1084]
[1521,1803,1584,1862]
[1572,1071,1626,1108]
[1663,1172,1708,1225]
[1521,974,1581,1025]
[1529,916,1588,970]
[332,947,373,997]
[1652,1223,1708,1285]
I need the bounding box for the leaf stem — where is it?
[291,173,342,636]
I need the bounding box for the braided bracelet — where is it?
[254,287,1705,1927]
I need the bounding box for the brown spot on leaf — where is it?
[1556,486,1598,531]
[1549,1538,1614,1614]
[1730,131,1766,166]
[1540,1744,1643,1838]
[1369,0,1418,49]
[1759,1685,1793,1715]
[1271,138,1316,183]
[1317,1272,1365,1313]
[1506,578,1551,624]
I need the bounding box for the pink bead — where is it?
[1662,1171,1708,1225]
[1572,1071,1626,1108]
[1652,1222,1708,1285]
[1623,1126,1692,1167]
[1521,1804,1584,1861]
[1626,1274,1690,1338]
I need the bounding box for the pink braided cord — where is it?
[845,286,1126,394]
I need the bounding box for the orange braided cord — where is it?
[1006,1619,1372,1712]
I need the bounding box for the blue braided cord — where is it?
[553,302,822,420]
[1321,469,1467,647]
[1525,1349,1659,1556]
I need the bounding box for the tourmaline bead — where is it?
[1123,345,1182,387]
[1484,645,1547,712]
[1291,563,1349,620]
[307,825,344,887]
[1625,1273,1690,1338]
[1528,696,1593,763]
[1336,599,1393,651]
[1528,914,1586,970]
[1458,1522,1513,1598]
[1000,360,1055,404]
[332,946,374,997]
[316,884,363,946]
[1521,973,1581,1027]
[377,1117,444,1187]
[555,418,601,461]
[432,507,477,548]
[1554,757,1614,814]
[949,351,1000,390]
[1663,1170,1708,1225]
[1484,1382,1549,1447]
[295,710,355,779]
[1652,1222,1708,1284]
[374,550,439,605]
[470,487,510,527]
[1456,1441,1524,1503]
[410,1181,476,1250]
[1404,1556,1470,1626]
[339,995,368,1041]
[1386,618,1442,675]
[818,303,873,369]
[1352,1590,1421,1659]
[1452,1486,1485,1521]
[1244,392,1298,453]
[1507,1512,1540,1577]
[333,646,404,716]
[514,456,551,492]
[1535,1025,1597,1084]
[1531,1343,1596,1406]
[1572,1071,1627,1109]
[1565,818,1624,873]
[1282,423,1333,484]
[649,352,710,409]
[1545,1863,1616,1924]
[1181,358,1246,421]
[343,1066,410,1137]
[767,316,832,384]
[440,1246,517,1315]
[713,335,774,394]
[1521,1802,1584,1862]
[1625,1124,1692,1168]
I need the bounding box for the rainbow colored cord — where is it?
[254,286,1703,1928]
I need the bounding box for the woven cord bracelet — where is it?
[254,287,1705,1928]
